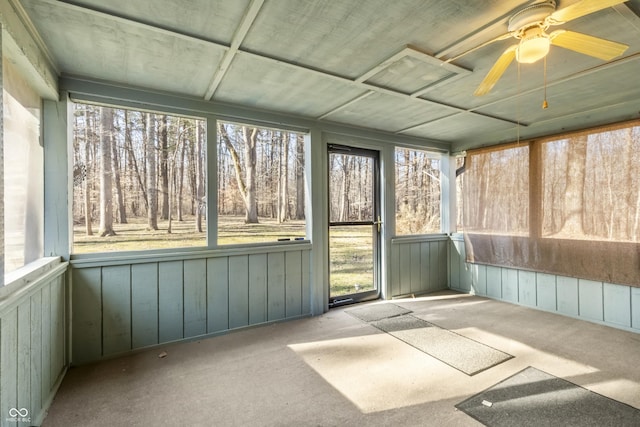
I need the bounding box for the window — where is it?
[463,144,529,235]
[394,147,441,235]
[217,121,306,245]
[462,121,640,286]
[72,103,207,253]
[541,126,640,241]
[3,56,44,276]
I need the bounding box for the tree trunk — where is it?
[295,134,305,219]
[98,107,116,237]
[561,136,588,235]
[339,155,350,221]
[243,127,259,223]
[111,111,127,224]
[160,115,170,220]
[278,133,289,223]
[195,122,205,232]
[146,113,159,230]
[177,131,186,222]
[125,110,148,211]
[83,108,93,236]
[218,123,259,223]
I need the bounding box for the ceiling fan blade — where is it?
[444,32,514,64]
[474,45,517,96]
[548,0,627,25]
[550,30,629,61]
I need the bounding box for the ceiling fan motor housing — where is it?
[508,1,557,33]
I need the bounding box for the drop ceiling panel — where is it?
[242,0,525,79]
[21,0,224,97]
[364,55,459,94]
[325,92,454,132]
[479,59,640,127]
[406,113,517,143]
[213,52,366,118]
[50,0,250,43]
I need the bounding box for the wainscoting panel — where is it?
[0,259,68,426]
[71,245,312,364]
[390,237,448,298]
[449,236,639,333]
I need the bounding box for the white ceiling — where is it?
[17,0,640,151]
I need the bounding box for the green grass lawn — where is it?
[74,215,375,297]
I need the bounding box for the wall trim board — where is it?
[70,242,312,269]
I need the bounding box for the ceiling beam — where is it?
[203,0,264,100]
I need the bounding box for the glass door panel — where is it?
[328,146,380,306]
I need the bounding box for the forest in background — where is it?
[462,124,640,242]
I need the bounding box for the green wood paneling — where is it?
[102,265,132,356]
[578,279,603,322]
[248,254,268,325]
[632,288,640,330]
[131,263,159,349]
[449,240,460,289]
[285,251,302,317]
[41,283,52,400]
[158,261,184,343]
[301,250,310,315]
[603,283,631,328]
[17,301,31,417]
[30,290,43,414]
[267,252,286,321]
[390,244,400,297]
[207,257,229,333]
[429,242,439,291]
[557,276,579,316]
[0,264,67,426]
[399,244,411,295]
[228,256,249,329]
[72,267,102,363]
[420,242,431,292]
[51,276,66,381]
[438,241,447,288]
[1,309,18,422]
[184,259,207,338]
[518,271,537,307]
[486,266,501,298]
[410,243,421,293]
[501,268,518,303]
[536,273,556,311]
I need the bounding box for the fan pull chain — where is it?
[542,56,549,109]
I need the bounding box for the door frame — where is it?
[327,144,382,307]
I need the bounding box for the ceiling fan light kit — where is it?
[516,26,550,63]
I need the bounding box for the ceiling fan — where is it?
[447,0,630,96]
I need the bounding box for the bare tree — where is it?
[218,123,259,223]
[295,134,305,220]
[83,107,93,235]
[195,122,205,232]
[561,136,587,234]
[146,113,158,230]
[111,110,127,224]
[98,107,116,237]
[278,133,289,223]
[159,115,170,220]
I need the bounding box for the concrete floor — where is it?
[42,291,640,426]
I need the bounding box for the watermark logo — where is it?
[7,408,31,423]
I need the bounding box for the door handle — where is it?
[373,215,383,233]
